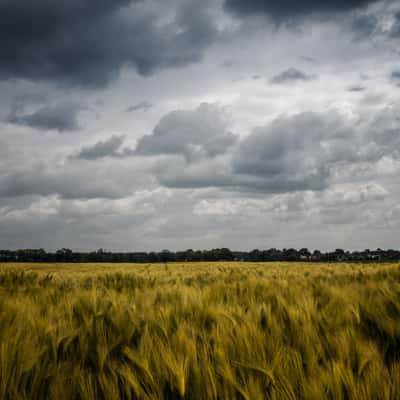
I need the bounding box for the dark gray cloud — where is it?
[231,113,338,190]
[389,12,400,37]
[270,68,315,84]
[0,0,219,87]
[366,107,400,154]
[348,84,366,92]
[135,103,239,161]
[6,102,81,132]
[224,0,379,21]
[144,106,400,195]
[1,0,400,251]
[391,70,400,85]
[126,101,153,112]
[72,135,127,160]
[147,111,350,193]
[350,14,378,39]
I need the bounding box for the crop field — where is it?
[0,262,400,400]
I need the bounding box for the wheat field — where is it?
[0,262,399,399]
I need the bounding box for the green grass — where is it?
[0,262,400,399]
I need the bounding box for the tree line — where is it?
[0,247,399,263]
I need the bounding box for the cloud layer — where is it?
[224,0,379,21]
[7,102,81,132]
[135,106,399,197]
[135,103,238,161]
[270,68,316,84]
[1,0,399,251]
[0,0,219,87]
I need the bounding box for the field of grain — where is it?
[0,262,400,399]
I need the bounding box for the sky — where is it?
[1,0,400,251]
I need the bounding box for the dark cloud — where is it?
[391,70,400,85]
[7,102,81,132]
[156,160,329,193]
[389,12,400,37]
[145,106,400,194]
[72,135,127,160]
[366,107,400,153]
[148,111,355,193]
[135,103,239,161]
[126,101,153,112]
[351,14,378,39]
[348,84,366,92]
[231,112,341,191]
[224,0,379,22]
[270,68,315,84]
[0,0,219,87]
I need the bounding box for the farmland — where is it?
[1,262,400,399]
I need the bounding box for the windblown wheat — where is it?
[0,262,399,399]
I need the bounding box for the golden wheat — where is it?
[0,262,399,399]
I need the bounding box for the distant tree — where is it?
[159,250,175,263]
[299,248,311,259]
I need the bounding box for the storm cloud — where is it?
[0,0,219,87]
[135,103,239,161]
[270,68,315,84]
[149,111,337,193]
[224,0,379,21]
[7,102,81,132]
[72,135,127,160]
[1,0,400,250]
[391,70,400,86]
[126,101,153,113]
[138,106,400,196]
